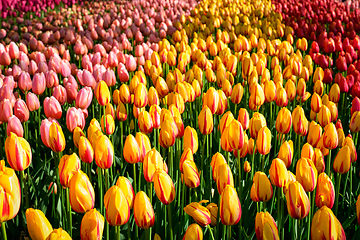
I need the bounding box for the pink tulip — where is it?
[135,45,144,57]
[32,72,46,95]
[26,92,40,111]
[48,56,61,74]
[61,60,71,77]
[76,87,93,109]
[45,70,59,88]
[44,96,62,119]
[18,71,32,92]
[125,55,137,72]
[66,107,86,132]
[8,42,19,60]
[41,118,59,148]
[3,76,15,91]
[117,63,129,82]
[102,69,116,87]
[107,51,118,68]
[14,99,29,122]
[0,99,13,122]
[53,85,67,105]
[37,61,48,73]
[28,60,38,75]
[7,115,23,137]
[79,69,96,89]
[0,51,11,66]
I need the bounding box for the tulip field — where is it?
[1,0,360,239]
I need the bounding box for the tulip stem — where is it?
[227,225,231,240]
[116,226,121,240]
[1,221,7,240]
[206,225,216,240]
[201,135,206,196]
[261,154,265,172]
[66,188,72,237]
[334,173,341,216]
[167,204,174,240]
[222,225,226,240]
[277,188,283,240]
[326,149,332,177]
[87,163,92,183]
[98,168,104,215]
[250,145,256,180]
[307,191,311,240]
[20,170,29,209]
[349,165,353,206]
[237,153,242,201]
[133,163,137,194]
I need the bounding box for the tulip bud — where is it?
[323,123,338,150]
[183,126,199,153]
[49,122,66,152]
[315,173,335,209]
[269,158,288,188]
[227,120,244,150]
[216,163,234,195]
[255,211,280,240]
[26,208,53,240]
[249,112,267,139]
[256,127,271,155]
[95,135,114,169]
[296,157,318,192]
[220,185,242,226]
[123,134,141,164]
[333,145,351,174]
[100,114,115,135]
[58,153,81,188]
[135,132,151,162]
[251,171,273,202]
[244,161,251,173]
[134,191,155,229]
[198,106,214,135]
[46,228,71,240]
[285,181,310,219]
[210,153,227,181]
[206,203,218,227]
[292,106,309,136]
[5,132,32,171]
[183,224,203,240]
[80,209,104,240]
[159,121,176,148]
[44,96,62,120]
[275,107,292,135]
[307,122,322,147]
[278,140,293,168]
[184,202,211,227]
[350,111,360,132]
[231,83,244,105]
[311,206,346,240]
[104,186,130,226]
[94,81,110,106]
[183,160,200,188]
[153,170,175,205]
[116,177,135,209]
[69,171,95,211]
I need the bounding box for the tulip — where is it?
[227,119,244,150]
[203,87,219,114]
[315,173,335,209]
[183,224,203,240]
[159,120,176,148]
[307,122,322,147]
[26,92,40,111]
[343,136,357,163]
[277,140,293,168]
[44,96,62,120]
[0,99,13,123]
[323,123,338,150]
[310,93,322,113]
[100,114,115,135]
[249,112,267,139]
[49,122,66,152]
[296,157,318,192]
[206,203,218,227]
[80,209,104,240]
[250,171,273,202]
[350,111,360,132]
[5,132,32,171]
[285,181,310,219]
[69,170,95,213]
[119,84,131,104]
[66,107,85,132]
[183,126,199,154]
[255,211,280,240]
[143,148,164,182]
[311,206,346,240]
[237,108,250,130]
[275,107,292,135]
[73,126,85,148]
[244,161,251,173]
[123,134,141,164]
[230,83,244,105]
[104,186,130,226]
[269,158,288,188]
[256,127,271,155]
[301,143,314,160]
[134,83,148,108]
[58,153,81,188]
[0,160,21,223]
[133,191,155,229]
[219,111,235,134]
[116,177,135,209]
[14,99,29,122]
[357,195,360,226]
[184,202,211,227]
[76,87,93,109]
[249,83,265,110]
[32,73,46,95]
[78,136,94,164]
[216,163,234,195]
[6,115,23,137]
[153,170,175,205]
[220,185,241,225]
[135,132,151,162]
[333,145,351,174]
[198,106,214,135]
[46,228,72,240]
[94,135,114,169]
[183,160,200,188]
[26,208,53,240]
[94,81,110,106]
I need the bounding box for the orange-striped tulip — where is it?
[216,163,234,195]
[94,81,110,106]
[237,108,250,130]
[250,171,273,202]
[323,123,338,150]
[134,83,148,108]
[219,111,235,134]
[292,106,308,136]
[285,181,310,219]
[278,140,293,168]
[183,126,199,154]
[220,185,241,225]
[343,136,357,163]
[73,127,85,148]
[135,132,151,162]
[78,136,94,164]
[138,111,153,135]
[183,224,203,240]
[276,107,292,134]
[296,157,318,192]
[184,202,211,227]
[333,145,351,174]
[255,211,280,240]
[256,127,271,155]
[350,111,360,132]
[206,203,218,227]
[133,191,155,229]
[311,92,322,113]
[311,206,346,240]
[228,119,244,150]
[119,84,131,104]
[46,228,72,240]
[318,105,331,127]
[123,134,141,164]
[104,186,130,226]
[180,148,194,173]
[301,143,314,160]
[58,153,81,188]
[203,87,219,114]
[116,177,135,209]
[159,120,176,148]
[95,135,114,169]
[116,102,127,122]
[5,132,32,171]
[80,209,104,240]
[315,173,335,209]
[26,208,53,240]
[230,83,244,105]
[183,160,200,188]
[100,114,115,135]
[49,122,66,152]
[249,112,267,139]
[210,152,227,181]
[269,158,288,188]
[69,170,95,213]
[153,170,175,205]
[307,121,322,147]
[0,160,21,223]
[198,106,214,135]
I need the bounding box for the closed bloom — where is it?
[230,83,244,105]
[94,81,110,106]
[183,224,203,240]
[349,111,360,132]
[220,185,242,225]
[357,195,360,226]
[183,126,199,154]
[307,122,322,147]
[104,186,130,226]
[311,93,322,113]
[343,136,357,163]
[14,99,29,122]
[220,111,235,134]
[296,157,318,192]
[78,136,94,164]
[203,87,219,114]
[49,122,66,152]
[80,209,104,240]
[116,177,135,209]
[44,96,62,119]
[143,149,164,182]
[238,108,250,130]
[311,206,346,240]
[292,106,309,136]
[58,153,81,188]
[69,170,95,213]
[26,208,53,240]
[138,111,153,135]
[76,87,93,109]
[255,211,280,240]
[66,107,85,132]
[184,202,211,227]
[0,160,21,223]
[135,132,151,162]
[198,106,214,135]
[123,134,141,164]
[244,161,251,173]
[228,120,244,150]
[134,83,148,108]
[153,170,175,205]
[6,115,24,137]
[46,228,71,240]
[26,92,40,111]
[183,160,200,188]
[256,127,271,155]
[269,158,288,188]
[315,173,335,209]
[276,107,292,134]
[318,105,331,127]
[100,114,115,135]
[159,121,176,148]
[249,112,267,139]
[285,181,310,219]
[5,132,32,171]
[206,203,218,227]
[250,171,273,202]
[333,145,351,174]
[323,123,338,150]
[133,191,155,229]
[216,163,234,195]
